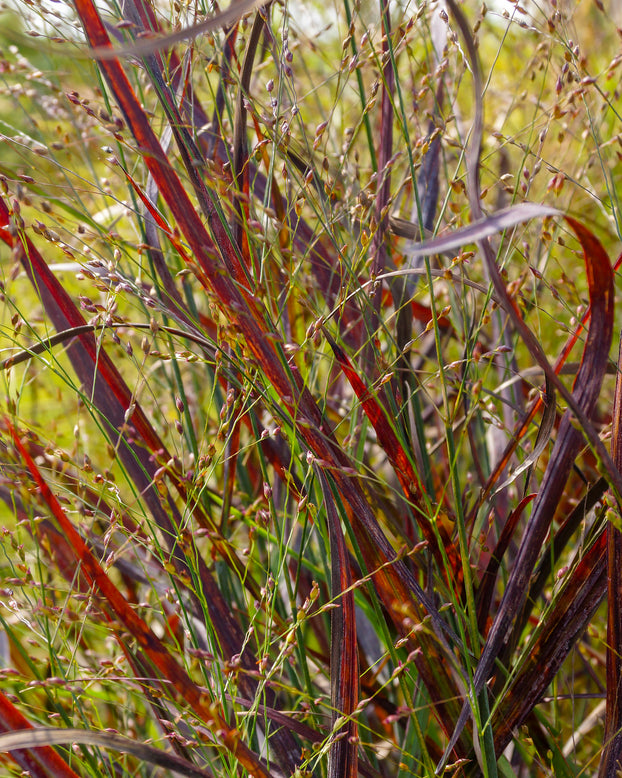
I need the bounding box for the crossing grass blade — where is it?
[0,692,81,778]
[490,523,608,757]
[0,726,216,778]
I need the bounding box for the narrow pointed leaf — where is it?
[87,0,270,60]
[326,331,459,574]
[406,203,560,260]
[368,0,394,319]
[492,527,607,756]
[319,473,359,778]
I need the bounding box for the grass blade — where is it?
[0,727,215,778]
[600,331,622,775]
[0,692,80,778]
[319,473,359,778]
[491,527,607,757]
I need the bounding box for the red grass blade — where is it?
[319,474,359,778]
[6,419,277,778]
[326,331,460,575]
[0,692,81,778]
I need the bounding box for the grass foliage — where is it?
[1,0,622,775]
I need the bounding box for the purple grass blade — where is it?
[492,527,607,756]
[319,473,359,778]
[599,332,622,776]
[0,728,214,778]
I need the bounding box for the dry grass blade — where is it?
[325,330,460,576]
[0,727,215,778]
[86,0,270,60]
[406,203,560,259]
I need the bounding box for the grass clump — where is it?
[0,0,622,776]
